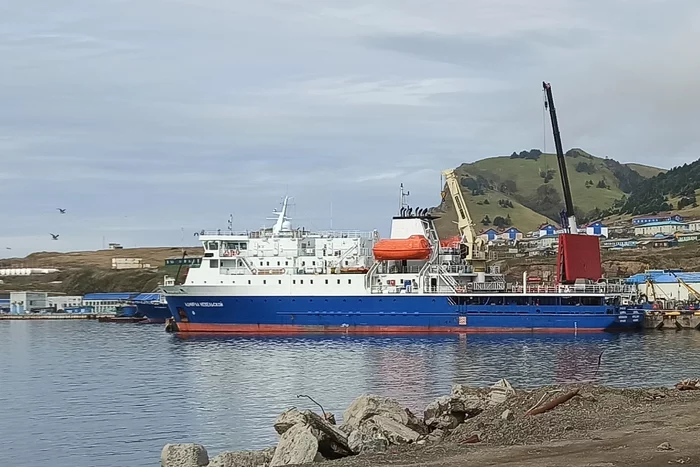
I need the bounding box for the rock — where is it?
[342,394,426,434]
[314,452,326,462]
[417,439,427,445]
[424,386,491,430]
[488,378,515,405]
[501,409,515,421]
[348,430,388,454]
[161,443,209,467]
[324,413,336,425]
[207,448,275,467]
[369,415,421,445]
[657,442,673,451]
[301,410,353,459]
[427,428,446,443]
[270,424,319,467]
[274,408,307,435]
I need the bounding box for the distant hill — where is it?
[433,148,664,235]
[620,159,700,215]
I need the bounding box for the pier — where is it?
[0,313,108,320]
[644,311,700,330]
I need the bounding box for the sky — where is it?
[1,0,700,258]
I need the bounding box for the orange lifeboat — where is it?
[373,235,431,261]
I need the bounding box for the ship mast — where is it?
[399,183,410,213]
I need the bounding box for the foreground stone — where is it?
[274,407,352,459]
[270,423,319,467]
[161,443,209,467]
[207,448,275,467]
[341,394,426,435]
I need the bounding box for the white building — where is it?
[0,268,59,276]
[10,292,48,313]
[687,220,700,232]
[111,258,152,270]
[584,221,609,238]
[634,221,688,237]
[48,296,83,311]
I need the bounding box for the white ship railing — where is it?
[199,229,376,239]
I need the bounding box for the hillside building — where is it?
[585,221,608,237]
[82,293,138,314]
[634,220,688,237]
[48,296,83,311]
[632,213,684,225]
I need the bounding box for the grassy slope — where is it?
[626,163,667,179]
[434,189,554,237]
[438,151,637,233]
[461,153,626,211]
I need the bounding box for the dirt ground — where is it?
[305,386,700,467]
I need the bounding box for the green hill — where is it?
[433,149,663,235]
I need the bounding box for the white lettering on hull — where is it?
[184,302,224,307]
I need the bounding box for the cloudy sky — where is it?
[1,0,699,257]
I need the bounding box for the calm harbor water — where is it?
[2,321,700,467]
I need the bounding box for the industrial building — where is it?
[626,270,700,302]
[9,292,48,313]
[82,293,138,314]
[111,258,152,270]
[48,296,83,311]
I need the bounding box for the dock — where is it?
[1,313,114,320]
[644,311,700,330]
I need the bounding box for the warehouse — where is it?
[626,270,700,302]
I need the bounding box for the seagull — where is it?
[57,208,66,214]
[5,247,10,250]
[50,233,59,240]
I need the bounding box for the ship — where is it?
[161,194,643,334]
[133,292,171,323]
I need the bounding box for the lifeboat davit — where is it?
[373,235,431,261]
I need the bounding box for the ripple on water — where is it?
[2,321,700,467]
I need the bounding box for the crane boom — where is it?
[543,81,577,233]
[441,169,486,270]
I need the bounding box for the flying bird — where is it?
[57,208,66,214]
[50,233,59,240]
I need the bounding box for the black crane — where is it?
[543,81,577,233]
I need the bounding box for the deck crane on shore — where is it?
[542,81,602,284]
[441,168,487,273]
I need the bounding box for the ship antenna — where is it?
[399,183,410,214]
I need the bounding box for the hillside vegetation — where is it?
[0,247,201,295]
[620,159,700,215]
[433,148,663,235]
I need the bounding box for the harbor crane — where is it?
[543,81,602,284]
[543,81,577,234]
[441,168,487,272]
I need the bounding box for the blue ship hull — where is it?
[164,295,643,333]
[135,303,172,323]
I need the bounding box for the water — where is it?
[2,321,700,467]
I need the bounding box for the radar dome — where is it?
[281,220,292,230]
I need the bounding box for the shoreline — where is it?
[161,381,700,467]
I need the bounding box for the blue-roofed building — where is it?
[585,221,608,238]
[479,228,499,242]
[0,298,9,313]
[502,227,523,241]
[626,269,700,302]
[634,220,688,237]
[538,223,559,238]
[83,292,139,314]
[632,213,684,225]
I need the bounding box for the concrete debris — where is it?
[341,394,426,435]
[424,384,496,430]
[161,443,209,467]
[675,379,700,390]
[274,408,307,435]
[207,448,275,467]
[501,409,515,421]
[657,442,673,451]
[488,378,516,405]
[270,423,319,467]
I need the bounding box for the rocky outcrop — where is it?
[273,407,352,459]
[270,423,319,467]
[207,448,275,467]
[341,394,426,435]
[161,443,209,467]
[423,380,515,431]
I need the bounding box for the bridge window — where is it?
[206,241,219,250]
[209,259,219,268]
[239,242,247,250]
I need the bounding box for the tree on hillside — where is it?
[481,215,491,226]
[575,161,596,174]
[493,216,510,228]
